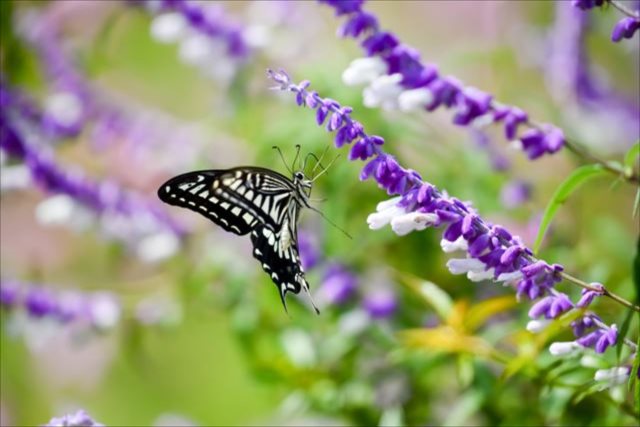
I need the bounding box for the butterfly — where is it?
[157,148,337,314]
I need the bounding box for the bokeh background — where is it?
[1,1,638,426]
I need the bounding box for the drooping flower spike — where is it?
[267,69,635,359]
[1,91,184,262]
[317,0,566,160]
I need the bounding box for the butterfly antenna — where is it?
[311,153,340,183]
[310,145,331,178]
[307,205,352,239]
[292,144,301,172]
[273,146,293,175]
[303,153,325,176]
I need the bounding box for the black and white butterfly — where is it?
[157,149,336,314]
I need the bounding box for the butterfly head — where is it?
[293,170,312,192]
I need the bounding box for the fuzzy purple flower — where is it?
[572,0,606,10]
[320,0,566,159]
[500,180,531,209]
[0,280,20,308]
[320,264,358,305]
[577,324,618,353]
[363,288,397,319]
[43,409,104,427]
[528,293,574,319]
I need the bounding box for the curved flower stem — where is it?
[527,119,639,184]
[609,0,640,18]
[561,271,640,312]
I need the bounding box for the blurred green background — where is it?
[1,1,638,426]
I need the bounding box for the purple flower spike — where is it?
[319,0,569,159]
[269,69,626,357]
[611,17,640,42]
[577,324,618,353]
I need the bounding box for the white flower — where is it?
[136,232,180,263]
[178,34,215,67]
[398,88,433,112]
[89,293,121,331]
[526,319,551,333]
[0,164,31,192]
[280,329,316,368]
[363,74,403,110]
[496,271,524,283]
[342,57,388,86]
[440,236,468,253]
[367,202,406,230]
[35,194,95,231]
[376,196,402,212]
[390,211,438,236]
[594,367,630,385]
[44,92,83,128]
[150,13,187,44]
[446,258,486,275]
[549,341,582,356]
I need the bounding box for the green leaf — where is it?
[623,142,640,172]
[634,188,640,218]
[631,333,640,415]
[616,308,634,362]
[634,237,640,306]
[533,164,608,254]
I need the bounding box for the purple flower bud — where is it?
[611,17,640,42]
[339,11,378,37]
[500,180,531,209]
[361,32,399,56]
[363,288,397,319]
[504,108,528,140]
[319,0,365,15]
[321,264,357,305]
[576,283,604,308]
[595,326,617,353]
[0,280,20,308]
[25,288,57,318]
[298,231,320,271]
[44,409,104,427]
[571,0,605,10]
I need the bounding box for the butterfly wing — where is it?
[158,167,295,235]
[250,214,316,313]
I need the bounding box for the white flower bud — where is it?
[549,341,581,356]
[367,205,405,230]
[363,74,403,110]
[526,319,551,333]
[44,91,83,128]
[150,13,187,44]
[446,258,486,275]
[342,57,387,86]
[440,236,468,253]
[467,268,495,282]
[398,88,433,112]
[390,211,438,236]
[594,367,629,385]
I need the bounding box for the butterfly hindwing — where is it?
[250,222,308,312]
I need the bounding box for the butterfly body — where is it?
[158,166,318,313]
